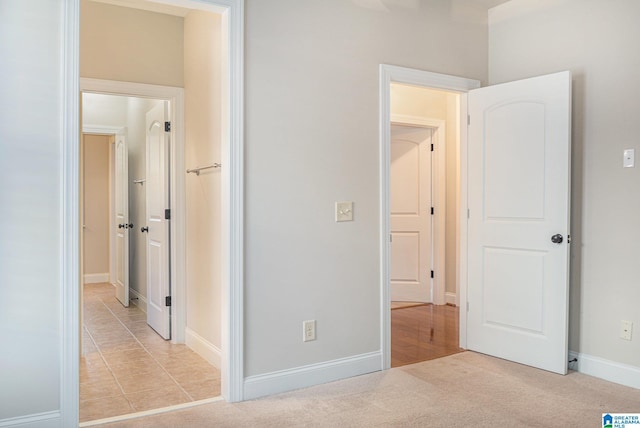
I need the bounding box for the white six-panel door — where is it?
[145,103,171,339]
[114,134,130,307]
[390,125,433,303]
[467,71,571,374]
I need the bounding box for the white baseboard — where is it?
[185,327,221,369]
[243,351,381,400]
[129,288,147,314]
[0,411,60,428]
[83,273,109,284]
[445,292,457,305]
[569,350,640,390]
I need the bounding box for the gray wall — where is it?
[243,0,489,377]
[0,0,63,421]
[489,0,640,367]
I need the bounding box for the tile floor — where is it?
[80,283,221,422]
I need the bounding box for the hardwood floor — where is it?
[391,303,463,368]
[81,283,221,422]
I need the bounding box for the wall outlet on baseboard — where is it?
[303,320,316,342]
[620,320,633,341]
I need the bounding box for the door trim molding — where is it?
[379,64,480,369]
[61,1,80,425]
[82,125,126,135]
[63,1,244,424]
[391,114,446,305]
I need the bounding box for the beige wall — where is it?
[184,10,223,357]
[489,0,640,368]
[82,134,111,277]
[80,0,184,87]
[390,84,460,298]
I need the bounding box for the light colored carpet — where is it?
[101,352,639,427]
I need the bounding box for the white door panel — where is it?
[145,102,171,339]
[114,135,129,307]
[390,125,432,303]
[467,71,571,374]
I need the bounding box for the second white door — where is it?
[114,134,130,307]
[390,124,433,303]
[145,102,171,339]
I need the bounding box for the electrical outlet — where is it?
[303,320,316,342]
[621,320,633,341]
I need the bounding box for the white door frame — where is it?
[390,115,445,305]
[379,64,480,369]
[61,0,244,424]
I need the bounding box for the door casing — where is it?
[379,64,480,369]
[61,0,245,424]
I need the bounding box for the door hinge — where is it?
[467,115,470,125]
[430,143,434,152]
[165,296,172,307]
[390,234,393,243]
[430,270,434,278]
[467,301,469,312]
[467,209,470,219]
[165,121,171,132]
[431,207,434,215]
[165,209,171,220]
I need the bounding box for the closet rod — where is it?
[186,163,222,176]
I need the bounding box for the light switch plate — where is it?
[623,149,635,168]
[335,201,353,222]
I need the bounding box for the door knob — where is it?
[551,234,563,244]
[118,224,125,229]
[126,223,134,229]
[141,226,149,233]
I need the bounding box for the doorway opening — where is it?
[381,65,572,375]
[76,0,238,421]
[379,65,481,370]
[80,90,224,422]
[62,0,244,423]
[388,84,464,367]
[80,86,220,422]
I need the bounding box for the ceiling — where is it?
[470,0,510,7]
[90,0,512,18]
[89,0,192,17]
